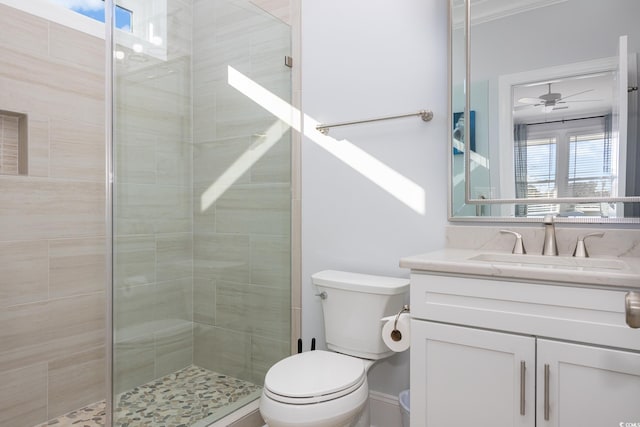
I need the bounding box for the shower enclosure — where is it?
[0,0,291,424]
[110,0,292,425]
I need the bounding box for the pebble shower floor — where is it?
[33,366,261,427]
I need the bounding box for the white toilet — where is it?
[260,270,409,427]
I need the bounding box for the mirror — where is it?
[450,0,640,222]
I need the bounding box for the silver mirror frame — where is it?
[449,0,640,224]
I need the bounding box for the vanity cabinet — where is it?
[410,273,640,427]
[413,321,535,427]
[537,339,640,426]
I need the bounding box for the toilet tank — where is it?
[312,270,409,360]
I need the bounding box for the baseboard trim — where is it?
[369,390,402,427]
[370,390,401,406]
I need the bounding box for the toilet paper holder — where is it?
[391,305,410,342]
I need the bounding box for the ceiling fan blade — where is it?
[513,104,533,111]
[558,89,594,101]
[517,97,543,105]
[552,106,569,110]
[560,99,603,103]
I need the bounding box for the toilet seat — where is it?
[264,350,366,405]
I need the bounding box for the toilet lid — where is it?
[264,350,366,404]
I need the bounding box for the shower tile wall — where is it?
[250,0,292,25]
[115,0,293,404]
[192,0,291,386]
[0,4,105,427]
[113,0,195,394]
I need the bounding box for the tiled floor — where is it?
[34,401,105,427]
[34,365,261,427]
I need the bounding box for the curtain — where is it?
[514,123,528,217]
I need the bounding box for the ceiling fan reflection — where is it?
[516,83,601,111]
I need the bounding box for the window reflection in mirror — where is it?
[512,72,619,217]
[450,0,640,221]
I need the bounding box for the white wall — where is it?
[469,0,640,82]
[301,0,449,396]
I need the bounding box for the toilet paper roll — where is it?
[382,313,411,352]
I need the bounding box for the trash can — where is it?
[399,389,410,427]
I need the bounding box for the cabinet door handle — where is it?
[520,361,526,416]
[544,364,550,421]
[626,291,640,328]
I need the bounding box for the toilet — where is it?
[259,270,409,427]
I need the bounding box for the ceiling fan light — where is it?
[540,92,562,102]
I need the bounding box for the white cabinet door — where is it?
[411,321,535,427]
[537,339,640,427]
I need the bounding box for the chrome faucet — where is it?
[572,232,604,258]
[541,215,558,256]
[500,230,526,254]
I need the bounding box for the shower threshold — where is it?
[34,365,262,427]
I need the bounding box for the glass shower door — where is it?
[111,0,291,425]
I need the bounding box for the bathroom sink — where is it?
[400,248,640,288]
[469,253,628,271]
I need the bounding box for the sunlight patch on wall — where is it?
[200,119,289,211]
[303,115,426,214]
[223,65,426,215]
[227,66,301,132]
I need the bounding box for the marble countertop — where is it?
[399,248,640,289]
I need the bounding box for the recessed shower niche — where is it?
[0,110,27,176]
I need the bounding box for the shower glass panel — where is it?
[111,0,292,425]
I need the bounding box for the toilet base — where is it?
[260,379,370,427]
[263,404,369,427]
